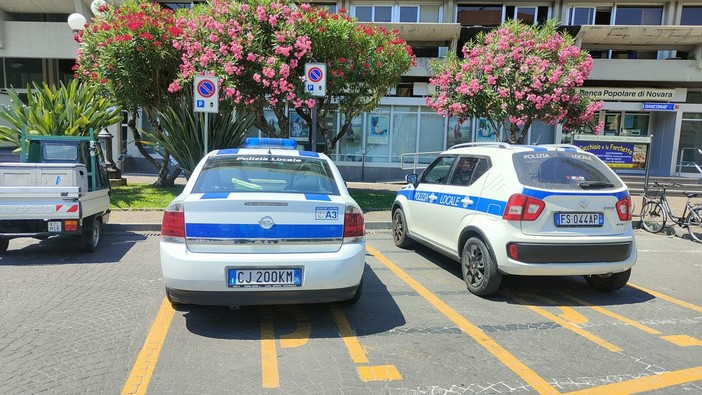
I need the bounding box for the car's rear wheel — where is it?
[165,287,186,310]
[392,208,414,248]
[81,216,101,252]
[461,237,502,296]
[640,202,666,233]
[584,269,631,291]
[0,237,8,253]
[344,279,363,304]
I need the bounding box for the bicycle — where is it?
[639,181,702,243]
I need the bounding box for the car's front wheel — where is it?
[461,237,502,296]
[0,237,8,253]
[392,208,414,248]
[584,269,631,291]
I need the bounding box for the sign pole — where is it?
[311,100,318,151]
[204,113,209,157]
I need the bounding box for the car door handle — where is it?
[429,193,438,202]
[461,197,473,207]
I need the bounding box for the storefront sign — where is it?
[643,102,676,111]
[579,87,687,102]
[571,134,651,169]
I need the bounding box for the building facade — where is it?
[1,0,701,181]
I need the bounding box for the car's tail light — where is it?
[162,203,185,241]
[502,194,545,221]
[343,205,365,242]
[616,196,632,221]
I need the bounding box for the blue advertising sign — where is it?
[643,102,675,111]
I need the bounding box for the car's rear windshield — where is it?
[513,150,625,191]
[192,155,340,195]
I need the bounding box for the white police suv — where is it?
[392,142,636,296]
[160,138,365,307]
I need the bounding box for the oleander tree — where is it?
[73,0,183,185]
[426,19,603,144]
[169,0,415,154]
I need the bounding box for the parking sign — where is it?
[304,63,326,97]
[193,75,219,113]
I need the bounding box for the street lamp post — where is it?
[98,129,122,180]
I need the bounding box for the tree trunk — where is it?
[126,108,176,187]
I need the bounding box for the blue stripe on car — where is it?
[201,192,230,199]
[398,189,506,216]
[186,223,343,238]
[305,194,331,201]
[216,149,239,155]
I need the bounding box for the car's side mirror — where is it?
[405,173,418,186]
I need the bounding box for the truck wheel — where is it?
[82,216,101,252]
[0,238,8,253]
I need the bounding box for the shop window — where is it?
[366,109,391,163]
[339,115,363,162]
[391,108,418,164]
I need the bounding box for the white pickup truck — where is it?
[0,134,111,253]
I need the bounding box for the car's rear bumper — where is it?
[166,285,358,306]
[160,241,365,305]
[508,242,633,263]
[498,250,636,276]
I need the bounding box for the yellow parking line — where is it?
[121,298,175,395]
[366,245,560,395]
[260,308,279,388]
[564,365,702,395]
[555,292,661,335]
[330,307,369,364]
[628,283,702,313]
[506,292,622,353]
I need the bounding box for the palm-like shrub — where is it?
[0,79,122,146]
[147,92,255,178]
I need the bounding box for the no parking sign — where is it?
[193,75,219,113]
[304,63,326,97]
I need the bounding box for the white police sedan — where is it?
[160,138,365,307]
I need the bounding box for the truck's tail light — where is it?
[343,205,365,242]
[65,220,78,232]
[162,203,185,240]
[616,196,632,221]
[503,194,545,221]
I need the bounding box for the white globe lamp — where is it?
[67,13,87,32]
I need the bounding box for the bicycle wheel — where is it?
[640,201,666,233]
[686,207,702,243]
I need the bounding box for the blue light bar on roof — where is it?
[244,137,297,150]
